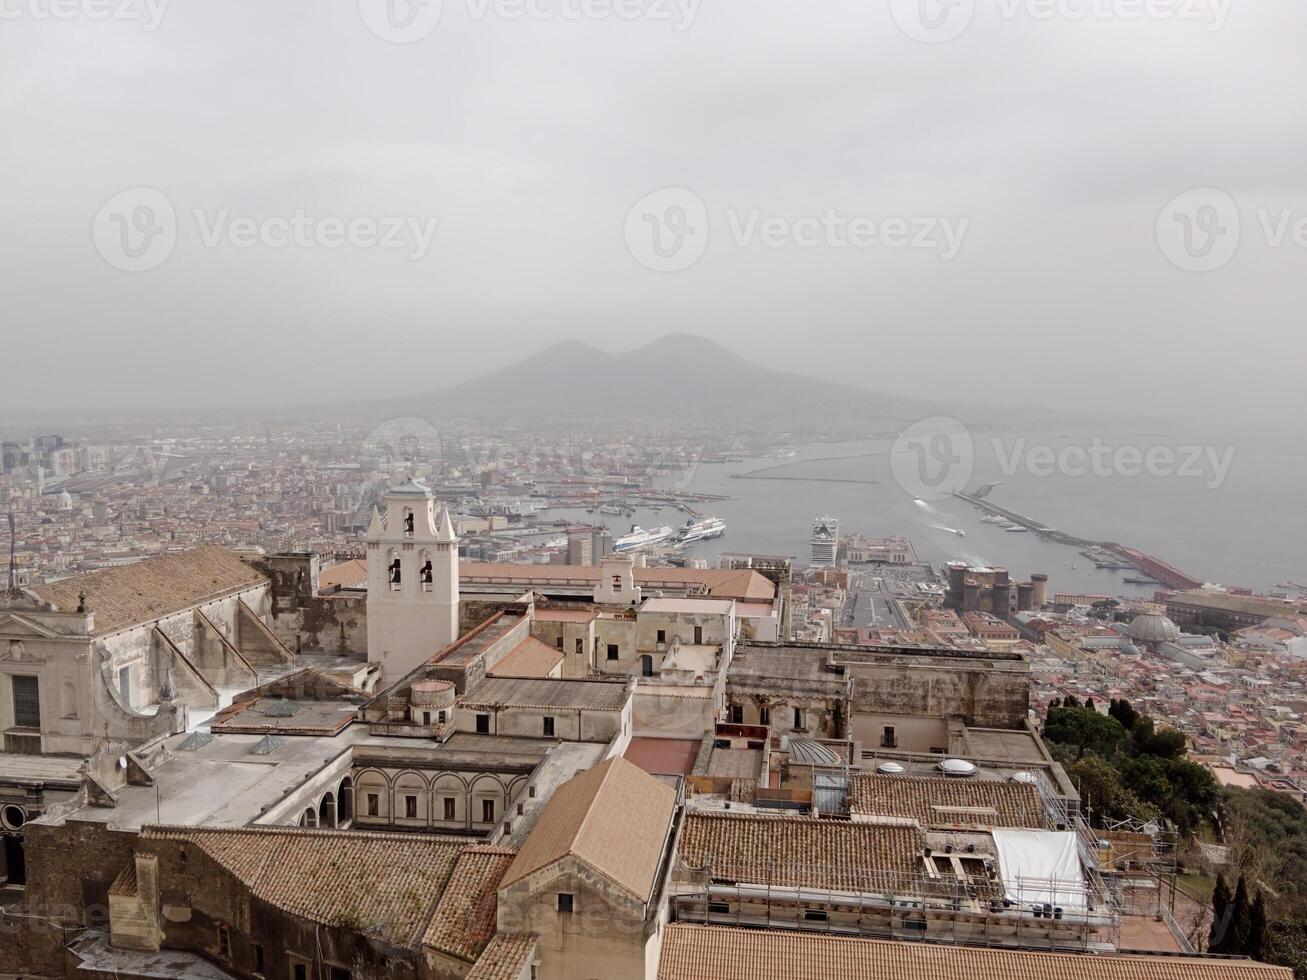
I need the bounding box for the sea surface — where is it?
[564,422,1302,598]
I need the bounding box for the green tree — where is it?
[1109,698,1138,731]
[1119,755,1219,834]
[1044,706,1127,761]
[1250,890,1269,961]
[1229,877,1253,956]
[1211,874,1232,953]
[1133,725,1188,760]
[1066,755,1154,827]
[1064,694,1080,709]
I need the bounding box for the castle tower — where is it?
[366,480,459,684]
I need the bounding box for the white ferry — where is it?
[676,517,726,544]
[613,524,673,551]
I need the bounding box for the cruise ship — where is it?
[613,524,673,551]
[810,516,839,567]
[676,516,726,544]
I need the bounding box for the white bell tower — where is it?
[366,480,460,684]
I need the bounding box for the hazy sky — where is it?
[2,1,1304,419]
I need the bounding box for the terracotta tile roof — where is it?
[141,826,466,947]
[108,863,138,898]
[678,812,923,891]
[32,545,266,635]
[423,846,517,962]
[490,636,564,679]
[466,933,538,980]
[501,756,677,903]
[319,558,367,590]
[658,924,1294,980]
[849,774,1049,830]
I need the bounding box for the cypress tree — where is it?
[1210,874,1232,953]
[1249,890,1268,961]
[1228,876,1253,956]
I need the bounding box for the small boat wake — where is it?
[930,524,966,537]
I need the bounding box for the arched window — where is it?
[420,552,434,592]
[388,552,402,590]
[318,791,337,830]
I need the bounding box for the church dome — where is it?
[1128,613,1181,645]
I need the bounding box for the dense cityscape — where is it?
[3,412,1307,977]
[6,2,1306,978]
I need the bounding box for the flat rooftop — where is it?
[210,695,359,736]
[532,607,599,623]
[625,737,702,777]
[640,597,736,615]
[60,728,369,830]
[460,676,630,712]
[0,753,84,788]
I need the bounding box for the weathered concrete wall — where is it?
[843,659,1029,729]
[497,858,653,980]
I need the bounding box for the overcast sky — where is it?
[2,1,1304,419]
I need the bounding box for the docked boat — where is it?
[676,517,726,544]
[614,524,673,551]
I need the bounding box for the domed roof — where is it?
[1128,613,1181,644]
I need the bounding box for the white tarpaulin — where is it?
[991,829,1086,910]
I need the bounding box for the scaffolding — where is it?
[671,855,1120,953]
